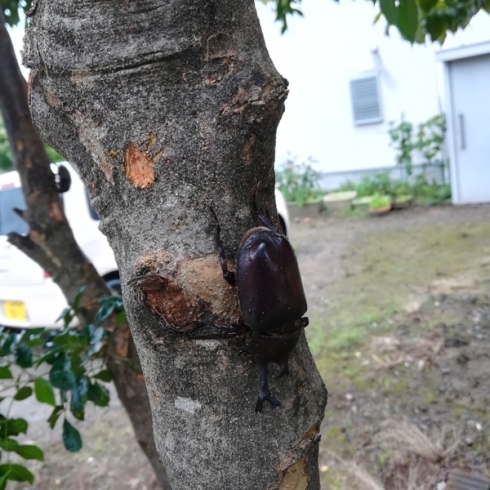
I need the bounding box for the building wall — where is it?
[256,3,490,177]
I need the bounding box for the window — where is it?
[349,75,382,125]
[0,188,29,236]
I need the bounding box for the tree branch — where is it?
[7,232,60,276]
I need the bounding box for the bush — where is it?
[0,290,125,489]
[276,156,323,206]
[337,173,451,207]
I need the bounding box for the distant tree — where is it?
[264,0,489,42]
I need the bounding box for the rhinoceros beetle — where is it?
[206,184,309,412]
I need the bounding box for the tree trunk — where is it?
[24,1,328,488]
[0,14,170,490]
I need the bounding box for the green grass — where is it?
[306,216,490,487]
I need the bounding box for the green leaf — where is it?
[47,406,63,429]
[34,378,56,406]
[0,334,15,357]
[15,345,33,368]
[0,439,19,451]
[55,307,72,324]
[0,472,7,490]
[115,311,127,326]
[70,377,88,421]
[94,302,116,324]
[90,327,105,346]
[13,386,32,401]
[13,445,44,461]
[35,347,63,367]
[380,0,398,24]
[0,464,34,484]
[0,366,13,380]
[417,0,437,13]
[425,14,448,42]
[70,353,85,377]
[53,329,81,348]
[25,337,45,348]
[94,369,113,382]
[62,419,82,452]
[87,382,110,407]
[397,0,419,42]
[49,355,76,390]
[71,287,86,313]
[0,418,28,438]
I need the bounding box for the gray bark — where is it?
[24,1,328,488]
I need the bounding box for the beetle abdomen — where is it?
[236,228,307,334]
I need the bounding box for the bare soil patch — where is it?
[7,203,490,489]
[289,204,490,489]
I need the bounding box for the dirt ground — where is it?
[7,203,490,489]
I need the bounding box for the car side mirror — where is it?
[55,164,71,193]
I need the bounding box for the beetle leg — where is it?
[255,359,282,413]
[190,324,248,340]
[207,205,236,286]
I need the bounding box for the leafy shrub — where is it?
[0,289,125,489]
[388,120,415,176]
[276,156,323,206]
[337,172,450,207]
[388,114,448,183]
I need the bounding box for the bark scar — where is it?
[205,33,235,61]
[124,144,155,188]
[129,253,240,333]
[266,423,320,490]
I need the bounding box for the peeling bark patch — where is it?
[276,459,308,490]
[110,325,131,358]
[144,278,198,332]
[206,33,235,61]
[45,90,60,108]
[48,200,64,222]
[299,423,319,445]
[178,254,240,325]
[174,397,201,414]
[241,134,256,164]
[130,253,240,333]
[124,144,155,188]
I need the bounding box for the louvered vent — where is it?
[350,75,382,125]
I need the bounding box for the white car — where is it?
[0,164,290,329]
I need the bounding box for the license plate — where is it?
[4,301,27,321]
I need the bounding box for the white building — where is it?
[9,5,490,203]
[257,2,490,203]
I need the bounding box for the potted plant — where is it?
[322,191,357,214]
[352,195,373,213]
[369,193,392,215]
